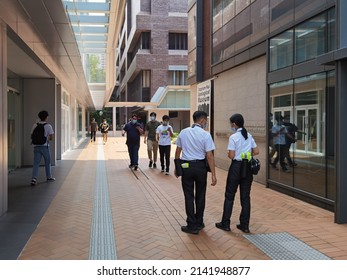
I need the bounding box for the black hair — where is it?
[38,110,49,121]
[131,114,137,118]
[150,112,156,117]
[230,113,248,140]
[193,111,208,122]
[162,115,170,121]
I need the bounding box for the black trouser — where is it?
[221,160,253,228]
[159,145,171,171]
[273,144,288,170]
[90,131,96,141]
[181,160,207,229]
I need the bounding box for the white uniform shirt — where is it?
[156,124,173,146]
[227,128,257,160]
[176,125,216,160]
[31,121,54,146]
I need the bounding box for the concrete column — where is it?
[0,21,7,216]
[112,106,117,136]
[56,84,62,160]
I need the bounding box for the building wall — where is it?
[22,78,56,166]
[214,56,267,184]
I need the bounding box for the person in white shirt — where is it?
[30,110,55,186]
[216,113,259,233]
[175,111,217,234]
[156,115,174,174]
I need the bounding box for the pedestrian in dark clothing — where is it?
[174,111,217,234]
[122,114,144,170]
[216,113,259,233]
[90,118,98,142]
[30,110,55,186]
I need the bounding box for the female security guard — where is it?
[216,113,259,233]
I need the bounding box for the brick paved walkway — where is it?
[18,135,347,260]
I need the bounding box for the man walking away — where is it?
[30,110,55,186]
[174,111,217,234]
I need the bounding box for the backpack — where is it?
[31,123,47,145]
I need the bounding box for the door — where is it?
[295,106,319,154]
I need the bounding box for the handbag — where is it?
[249,157,261,175]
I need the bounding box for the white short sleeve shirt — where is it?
[156,124,173,146]
[227,128,257,160]
[176,125,216,160]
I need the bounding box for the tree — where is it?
[88,54,105,83]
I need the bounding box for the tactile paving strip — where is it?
[244,232,331,260]
[89,143,117,260]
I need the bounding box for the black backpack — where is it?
[31,123,47,145]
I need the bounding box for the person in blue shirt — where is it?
[122,114,144,170]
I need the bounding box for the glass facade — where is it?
[268,7,336,203]
[269,9,336,71]
[269,72,335,201]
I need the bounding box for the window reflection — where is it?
[295,14,326,63]
[269,30,293,71]
[269,72,335,199]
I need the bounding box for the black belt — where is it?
[182,159,205,162]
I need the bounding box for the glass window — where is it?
[142,32,150,49]
[223,0,235,23]
[142,70,150,87]
[212,0,223,32]
[295,14,326,63]
[212,29,223,64]
[169,33,188,50]
[269,30,293,71]
[293,73,326,196]
[168,71,187,85]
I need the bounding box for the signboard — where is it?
[197,80,211,131]
[197,80,211,117]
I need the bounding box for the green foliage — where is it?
[88,54,105,83]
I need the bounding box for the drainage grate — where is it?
[244,232,331,260]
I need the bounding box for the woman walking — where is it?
[216,113,259,233]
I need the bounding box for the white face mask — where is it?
[163,121,168,126]
[231,127,236,132]
[150,116,155,121]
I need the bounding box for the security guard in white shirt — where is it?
[175,111,217,234]
[216,113,259,233]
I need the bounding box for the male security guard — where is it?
[174,111,217,234]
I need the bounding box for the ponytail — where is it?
[230,113,248,140]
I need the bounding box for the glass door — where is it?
[295,106,319,154]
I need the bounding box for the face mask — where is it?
[231,127,236,132]
[150,116,155,121]
[202,122,208,129]
[163,121,168,126]
[132,119,137,124]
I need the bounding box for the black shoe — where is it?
[215,222,231,231]
[149,161,153,168]
[236,224,250,233]
[129,164,133,168]
[181,226,199,235]
[30,178,37,186]
[271,163,278,169]
[196,223,205,230]
[161,167,165,172]
[134,165,138,171]
[153,163,157,168]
